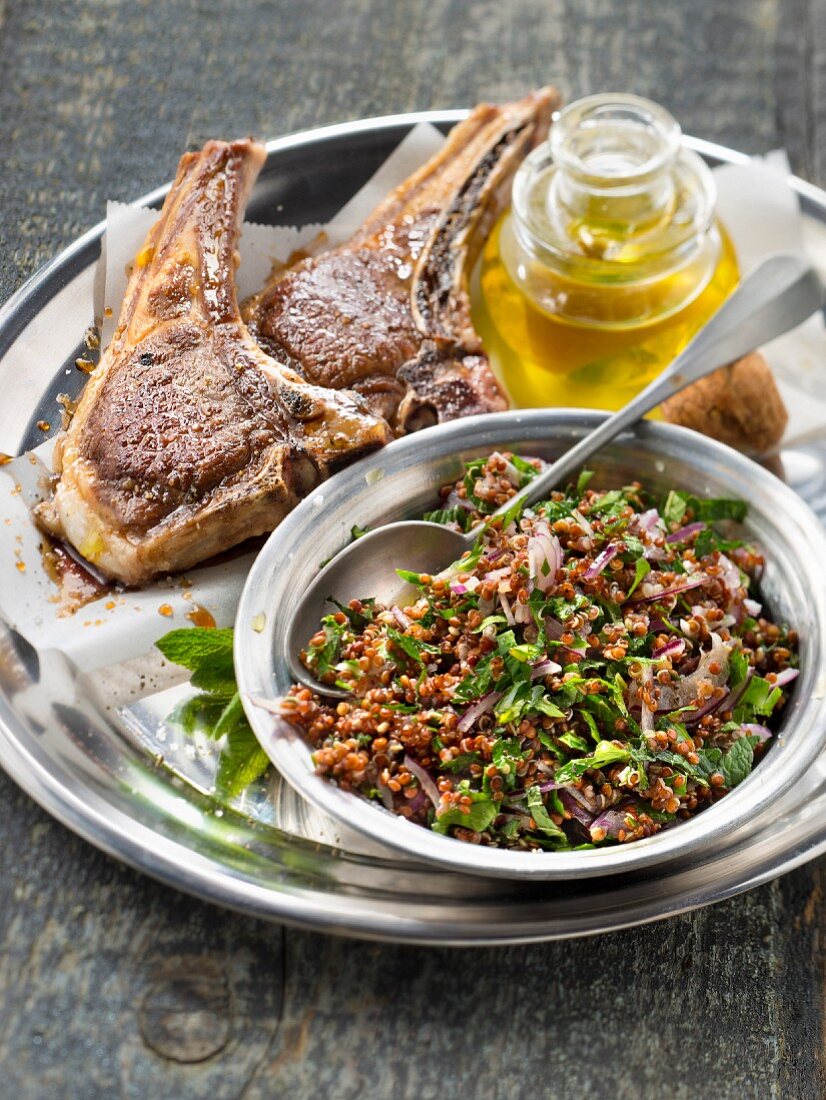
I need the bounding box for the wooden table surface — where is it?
[1,1,825,1096]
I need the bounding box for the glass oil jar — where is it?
[472,94,739,410]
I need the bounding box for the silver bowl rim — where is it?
[236,409,826,880]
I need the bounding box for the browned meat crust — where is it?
[243,88,560,432]
[36,140,391,584]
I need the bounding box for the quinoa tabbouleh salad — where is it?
[280,452,799,851]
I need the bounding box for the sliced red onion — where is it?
[666,521,706,544]
[391,606,411,629]
[478,596,495,618]
[250,695,297,717]
[744,598,762,617]
[630,573,709,604]
[514,601,533,625]
[559,789,594,827]
[635,508,662,534]
[499,591,516,626]
[484,567,510,584]
[502,458,525,486]
[483,546,507,563]
[446,489,475,512]
[774,667,799,688]
[567,786,596,811]
[718,553,742,594]
[544,616,564,640]
[457,690,502,733]
[645,545,667,563]
[590,806,634,839]
[682,667,751,725]
[657,633,731,715]
[640,665,655,733]
[537,779,565,792]
[403,754,441,809]
[527,523,563,594]
[653,636,686,660]
[634,509,667,561]
[406,790,428,814]
[572,509,594,544]
[378,781,395,811]
[450,574,480,596]
[509,778,567,802]
[740,723,773,743]
[583,542,619,581]
[531,657,562,679]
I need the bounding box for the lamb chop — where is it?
[243,87,559,431]
[35,140,392,585]
[37,91,557,586]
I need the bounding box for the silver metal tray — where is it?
[1,112,826,945]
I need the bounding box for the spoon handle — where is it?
[468,253,824,541]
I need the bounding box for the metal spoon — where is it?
[286,253,824,697]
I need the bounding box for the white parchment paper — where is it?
[0,126,823,673]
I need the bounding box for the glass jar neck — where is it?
[509,93,718,287]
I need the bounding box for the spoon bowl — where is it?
[285,520,468,692]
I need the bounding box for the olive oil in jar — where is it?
[472,94,740,410]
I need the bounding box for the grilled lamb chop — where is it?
[35,140,392,585]
[243,88,559,431]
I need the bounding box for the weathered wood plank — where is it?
[0,0,824,1096]
[0,0,786,307]
[0,773,284,1098]
[776,0,826,186]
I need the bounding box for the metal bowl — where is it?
[236,409,826,880]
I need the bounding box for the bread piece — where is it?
[661,351,787,454]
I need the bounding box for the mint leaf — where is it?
[719,737,756,788]
[734,675,782,720]
[395,568,429,588]
[554,741,631,784]
[387,627,440,665]
[558,731,590,754]
[213,692,246,740]
[432,798,497,835]
[156,627,271,800]
[729,647,750,687]
[307,614,346,676]
[527,785,566,839]
[216,724,270,798]
[189,659,237,695]
[168,693,228,735]
[693,497,747,523]
[156,627,234,670]
[440,752,482,773]
[579,708,601,744]
[662,490,747,528]
[508,642,543,664]
[627,557,651,598]
[471,614,507,634]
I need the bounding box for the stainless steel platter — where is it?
[1,112,826,944]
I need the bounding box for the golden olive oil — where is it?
[474,214,739,411]
[474,94,741,411]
